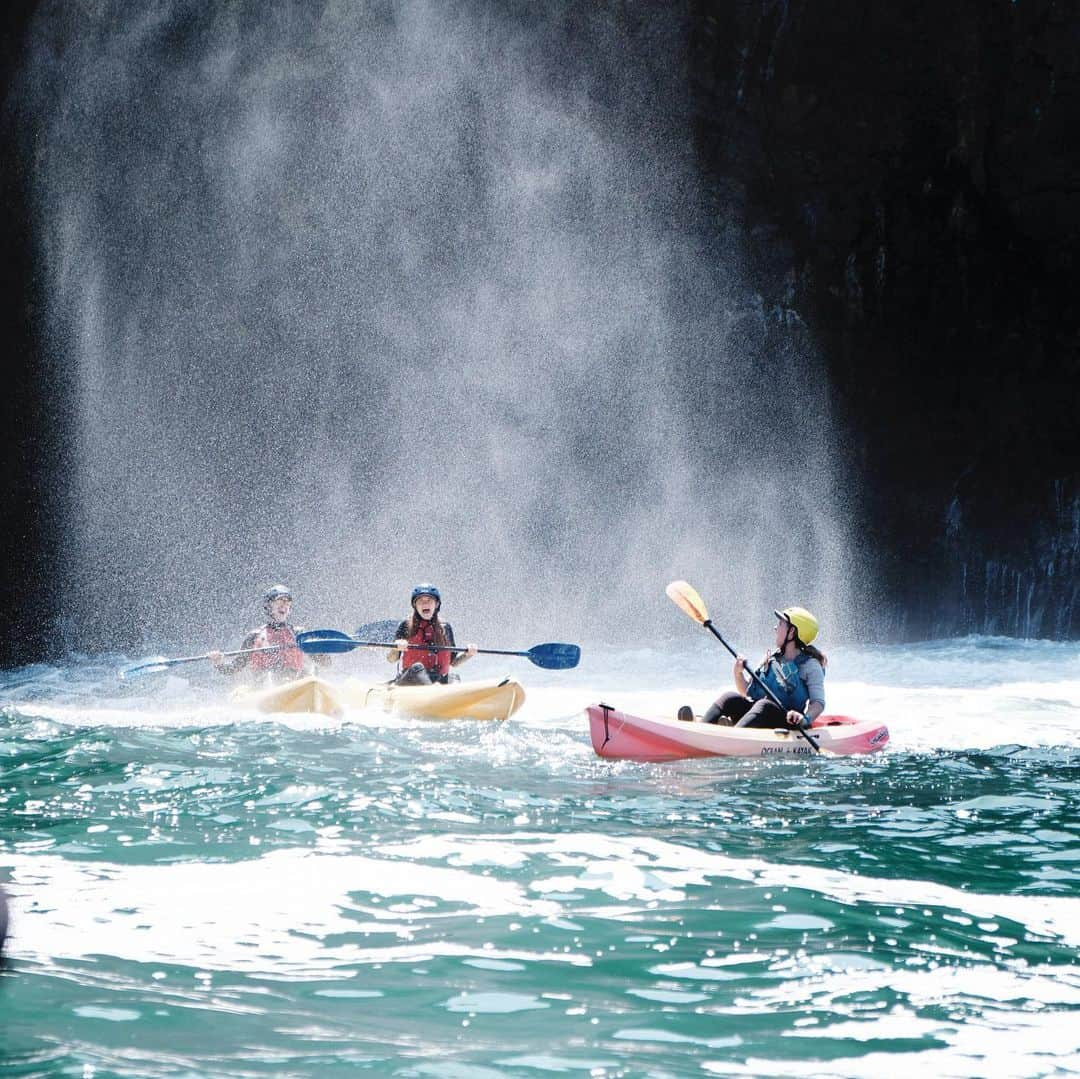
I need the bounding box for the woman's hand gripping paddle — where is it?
[664,580,824,754]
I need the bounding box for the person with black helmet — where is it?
[684,606,827,729]
[209,585,326,683]
[387,585,477,686]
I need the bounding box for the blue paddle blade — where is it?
[354,619,400,644]
[119,656,172,680]
[526,643,580,670]
[296,629,361,654]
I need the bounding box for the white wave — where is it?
[379,832,1080,949]
[0,847,567,973]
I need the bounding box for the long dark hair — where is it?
[407,610,449,647]
[771,642,828,670]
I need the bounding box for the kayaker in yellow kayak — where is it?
[386,584,477,686]
[209,585,326,683]
[684,606,827,729]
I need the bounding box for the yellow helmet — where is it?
[775,606,819,645]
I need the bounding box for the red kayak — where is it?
[587,704,889,760]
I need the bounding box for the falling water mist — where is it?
[24,0,858,655]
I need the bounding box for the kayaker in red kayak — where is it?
[685,607,827,729]
[209,584,325,683]
[387,584,477,686]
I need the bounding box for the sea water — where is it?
[1,637,1078,1077]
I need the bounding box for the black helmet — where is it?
[263,584,293,607]
[411,584,441,611]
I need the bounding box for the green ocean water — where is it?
[1,640,1079,1077]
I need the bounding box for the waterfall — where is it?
[24,0,855,652]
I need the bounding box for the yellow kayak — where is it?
[232,675,345,718]
[339,676,525,720]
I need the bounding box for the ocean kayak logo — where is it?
[760,745,814,756]
[869,729,888,745]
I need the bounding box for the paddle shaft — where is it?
[296,631,579,669]
[388,643,527,659]
[172,645,281,666]
[162,625,388,671]
[120,644,285,679]
[328,638,522,659]
[309,638,455,653]
[701,620,822,753]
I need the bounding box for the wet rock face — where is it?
[0,0,64,666]
[689,0,1079,637]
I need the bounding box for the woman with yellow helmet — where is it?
[694,606,827,729]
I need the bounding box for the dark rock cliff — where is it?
[1,0,63,665]
[688,0,1079,637]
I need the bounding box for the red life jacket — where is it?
[401,620,452,679]
[248,623,305,672]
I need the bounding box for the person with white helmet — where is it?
[209,585,326,683]
[386,584,477,686]
[691,606,827,729]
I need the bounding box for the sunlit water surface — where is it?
[2,637,1079,1077]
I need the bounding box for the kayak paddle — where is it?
[665,580,824,754]
[119,621,394,681]
[296,629,581,670]
[119,645,281,680]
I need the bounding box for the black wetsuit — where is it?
[704,692,789,728]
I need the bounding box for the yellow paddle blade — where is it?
[665,580,709,624]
